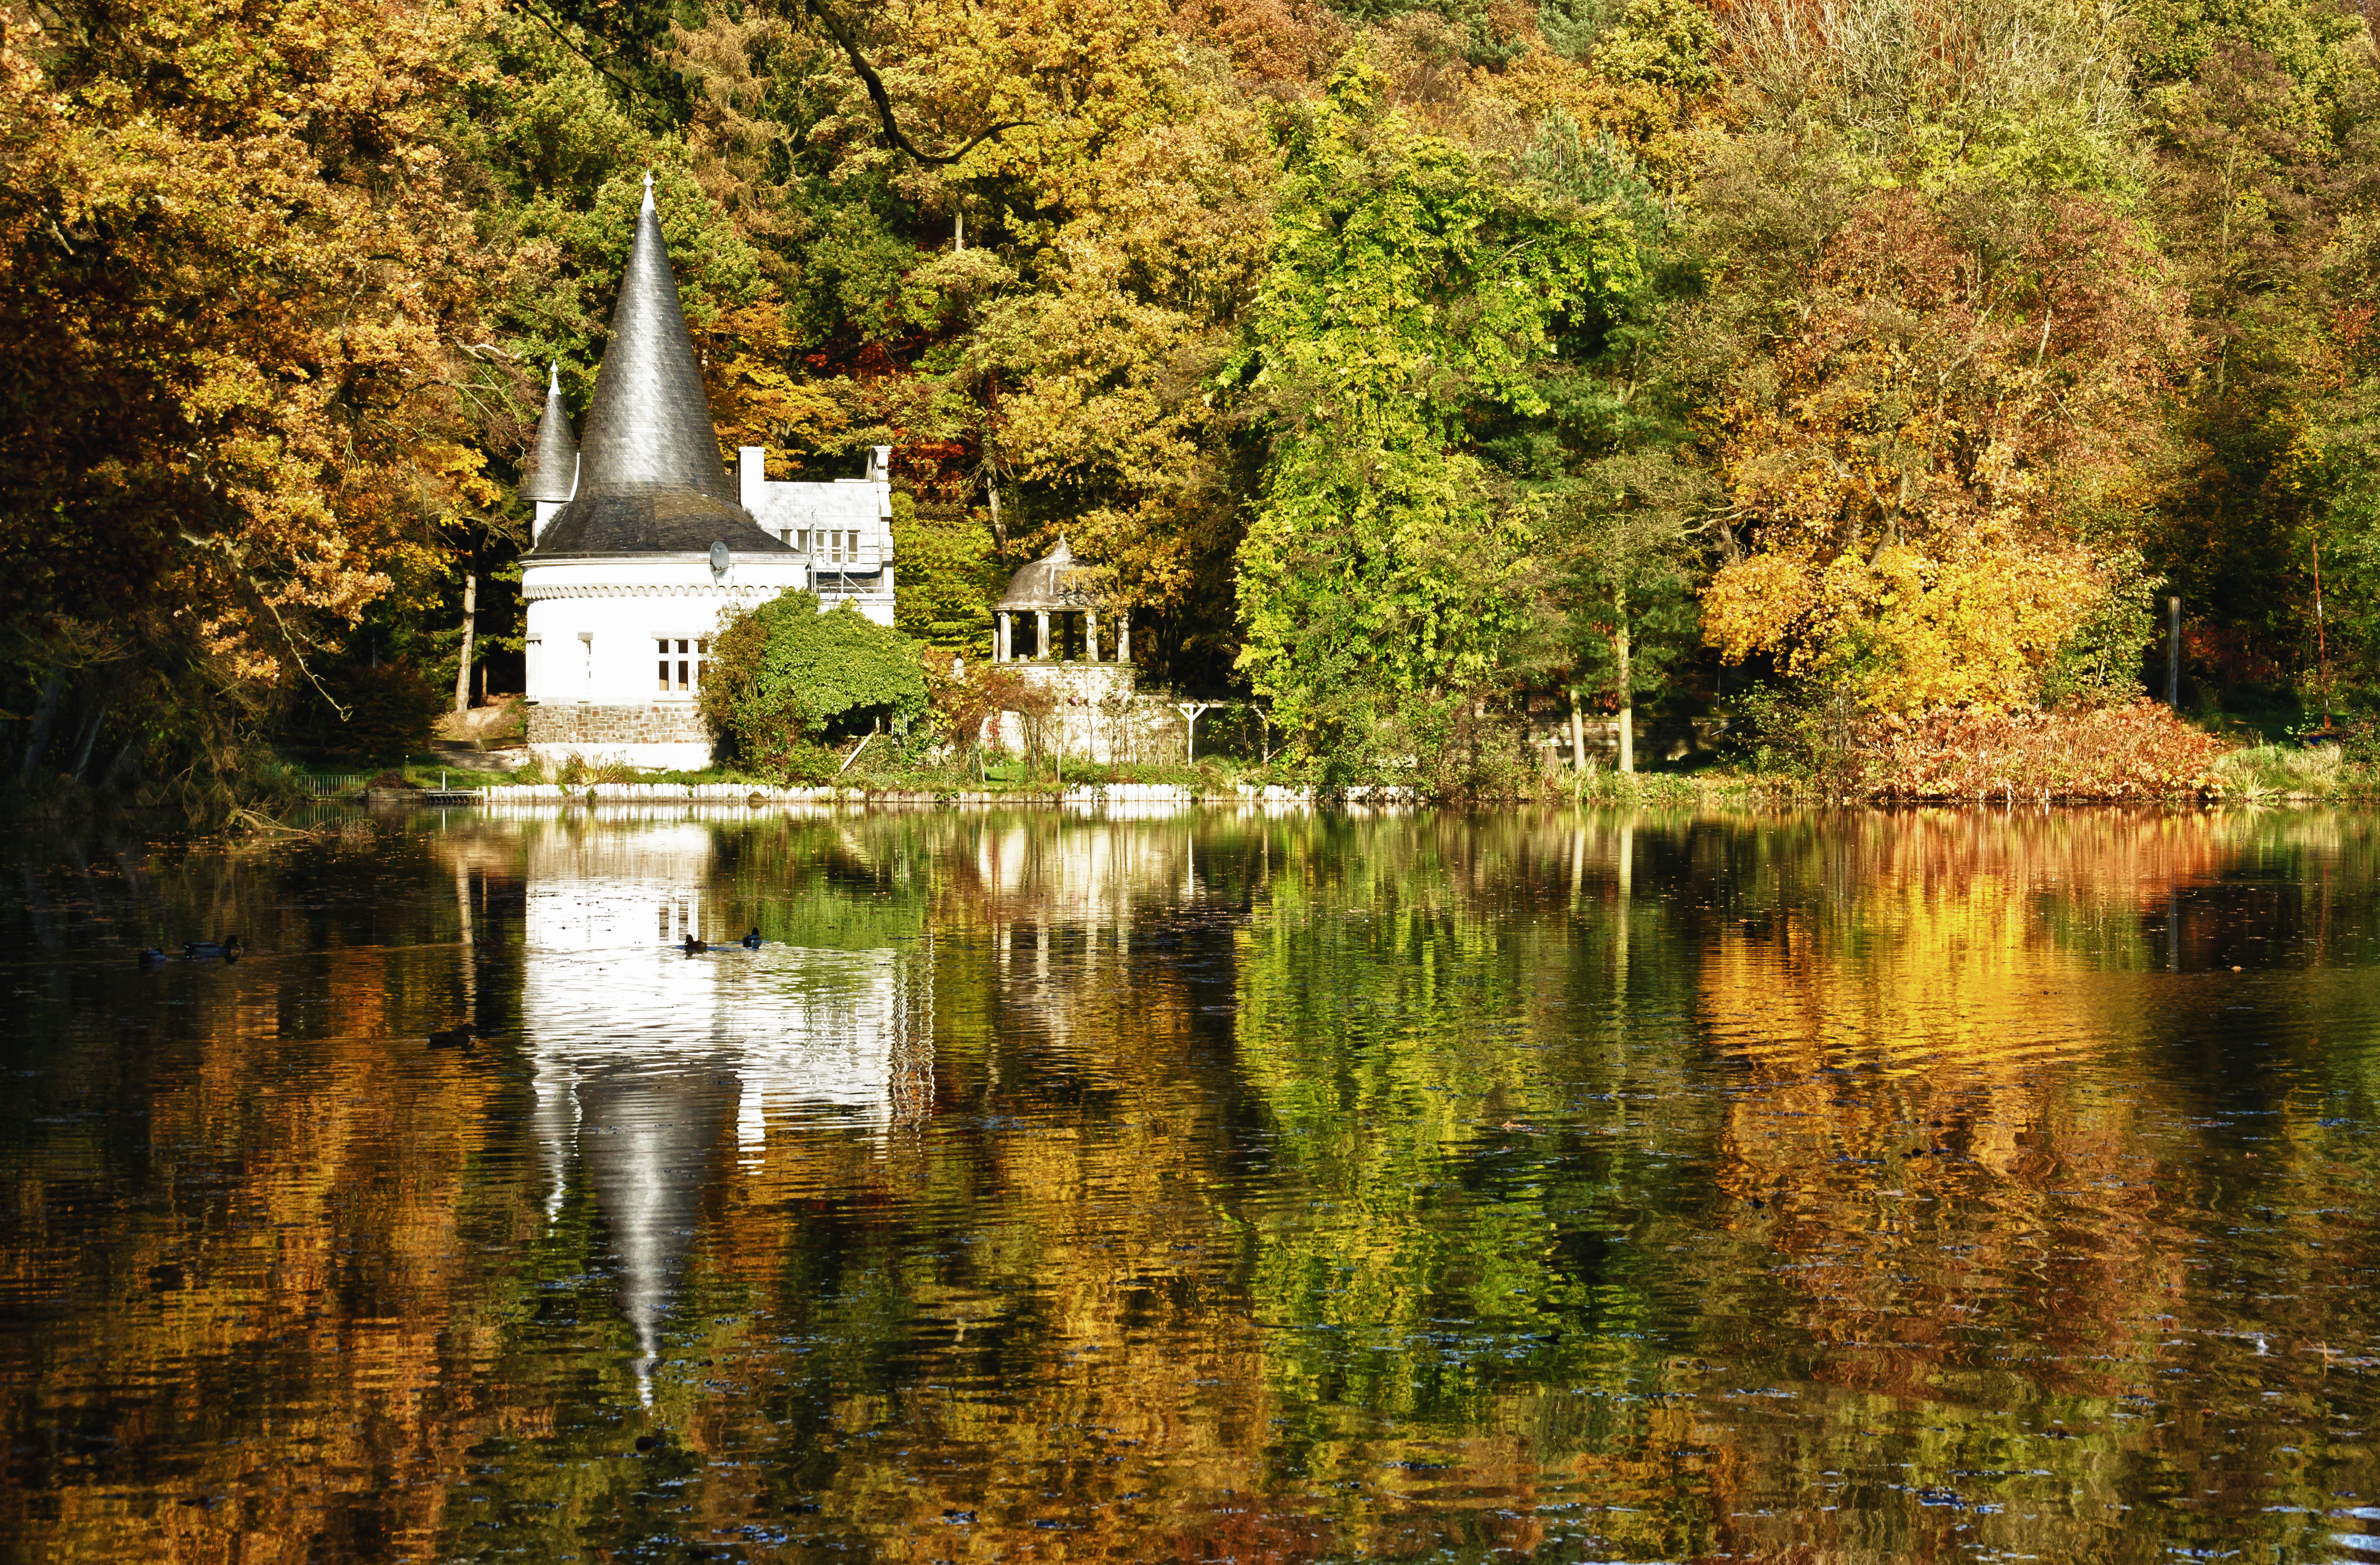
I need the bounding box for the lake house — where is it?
[519,177,895,770]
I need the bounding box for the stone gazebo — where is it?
[989,538,1135,759]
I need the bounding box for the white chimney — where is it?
[739,446,767,513]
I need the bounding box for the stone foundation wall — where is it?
[528,702,712,749]
[979,663,1200,764]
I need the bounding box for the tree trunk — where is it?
[70,695,112,782]
[1615,607,1635,775]
[1568,687,1585,774]
[454,572,478,714]
[18,665,63,785]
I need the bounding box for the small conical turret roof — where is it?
[522,362,580,503]
[530,175,788,557]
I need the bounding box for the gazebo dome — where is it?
[995,536,1099,611]
[987,535,1131,672]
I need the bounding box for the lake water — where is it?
[3,805,2378,1563]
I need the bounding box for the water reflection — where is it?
[0,807,2377,1563]
[508,823,932,1397]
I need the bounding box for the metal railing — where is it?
[296,773,373,795]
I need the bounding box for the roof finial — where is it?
[547,360,561,395]
[641,169,655,216]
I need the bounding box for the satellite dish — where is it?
[708,541,731,581]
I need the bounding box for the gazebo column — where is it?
[1118,609,1131,665]
[1086,610,1100,662]
[1035,610,1050,661]
[996,611,1010,663]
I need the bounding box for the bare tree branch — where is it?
[793,0,1032,166]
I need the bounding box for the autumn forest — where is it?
[3,0,2377,800]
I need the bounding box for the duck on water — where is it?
[682,929,763,955]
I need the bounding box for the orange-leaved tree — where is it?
[1697,190,2187,711]
[0,0,490,803]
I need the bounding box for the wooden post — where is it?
[454,572,477,713]
[1176,702,1214,764]
[2168,596,2181,709]
[2315,541,2332,728]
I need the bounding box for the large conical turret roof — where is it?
[522,362,580,503]
[530,176,788,557]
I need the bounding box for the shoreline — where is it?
[436,778,2372,809]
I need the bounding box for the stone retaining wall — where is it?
[526,701,711,747]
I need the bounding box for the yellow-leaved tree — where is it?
[0,0,489,803]
[1695,190,2186,711]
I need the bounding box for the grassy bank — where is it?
[269,701,2380,811]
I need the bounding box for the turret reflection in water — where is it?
[518,821,930,1397]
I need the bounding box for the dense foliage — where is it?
[3,0,2376,800]
[700,590,928,780]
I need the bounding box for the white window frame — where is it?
[655,636,709,697]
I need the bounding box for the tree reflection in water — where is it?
[0,806,2375,1562]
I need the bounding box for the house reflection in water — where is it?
[517,820,931,1398]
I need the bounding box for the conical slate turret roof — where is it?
[530,176,788,557]
[522,362,580,503]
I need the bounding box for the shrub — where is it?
[702,591,929,781]
[1853,700,2232,801]
[295,663,444,763]
[1726,680,1864,794]
[1390,690,1545,799]
[926,657,1054,757]
[2340,711,2380,766]
[549,752,635,786]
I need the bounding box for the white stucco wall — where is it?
[521,553,812,708]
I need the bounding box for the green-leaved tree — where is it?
[1230,55,1648,772]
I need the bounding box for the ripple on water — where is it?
[1,806,2378,1563]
